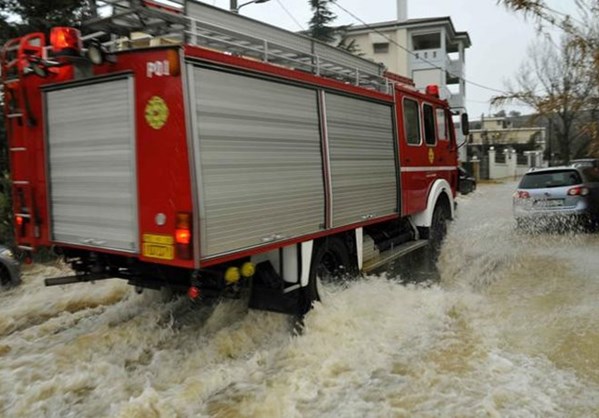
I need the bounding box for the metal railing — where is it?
[85,0,395,94]
[184,16,391,92]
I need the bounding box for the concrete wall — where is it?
[412,68,443,89]
[345,29,409,77]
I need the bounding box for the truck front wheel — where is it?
[428,204,449,255]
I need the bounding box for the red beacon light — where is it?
[426,84,440,98]
[50,27,82,57]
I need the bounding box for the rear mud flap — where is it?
[248,261,302,315]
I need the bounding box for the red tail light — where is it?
[513,190,530,199]
[187,286,201,300]
[50,27,82,56]
[175,229,191,245]
[15,215,27,237]
[175,212,192,259]
[567,186,589,196]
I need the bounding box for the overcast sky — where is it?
[193,0,575,120]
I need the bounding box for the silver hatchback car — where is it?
[513,166,599,229]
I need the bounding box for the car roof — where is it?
[525,166,581,175]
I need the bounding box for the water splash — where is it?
[1,182,598,417]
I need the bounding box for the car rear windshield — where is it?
[519,170,582,189]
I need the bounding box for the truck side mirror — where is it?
[461,113,469,136]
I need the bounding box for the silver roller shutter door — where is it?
[325,93,398,227]
[46,78,138,253]
[191,67,325,257]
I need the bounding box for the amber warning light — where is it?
[50,27,82,56]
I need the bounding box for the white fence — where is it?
[485,148,544,180]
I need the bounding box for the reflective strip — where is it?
[400,166,456,172]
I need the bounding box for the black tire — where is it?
[428,204,449,255]
[0,264,12,287]
[300,237,354,315]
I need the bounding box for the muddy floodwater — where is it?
[1,181,599,417]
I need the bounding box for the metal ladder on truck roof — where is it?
[86,0,394,93]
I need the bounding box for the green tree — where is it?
[0,0,96,42]
[307,0,360,54]
[308,0,337,43]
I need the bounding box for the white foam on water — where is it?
[1,182,598,417]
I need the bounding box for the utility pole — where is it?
[230,0,238,12]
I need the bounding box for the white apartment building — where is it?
[342,1,471,160]
[343,0,471,111]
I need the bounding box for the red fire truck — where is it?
[2,0,468,314]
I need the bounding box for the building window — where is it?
[373,42,389,54]
[423,104,436,145]
[412,33,441,50]
[403,98,421,145]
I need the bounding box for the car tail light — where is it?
[175,212,192,259]
[513,190,530,199]
[567,186,589,196]
[50,27,82,56]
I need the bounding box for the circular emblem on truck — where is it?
[428,148,435,164]
[145,96,169,130]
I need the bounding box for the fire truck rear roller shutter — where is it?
[190,67,325,257]
[46,77,138,253]
[324,93,398,227]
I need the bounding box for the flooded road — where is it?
[1,181,599,417]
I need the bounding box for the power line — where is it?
[329,0,508,95]
[466,98,492,105]
[276,0,306,31]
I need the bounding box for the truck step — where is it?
[362,240,429,274]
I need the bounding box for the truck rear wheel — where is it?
[300,237,354,315]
